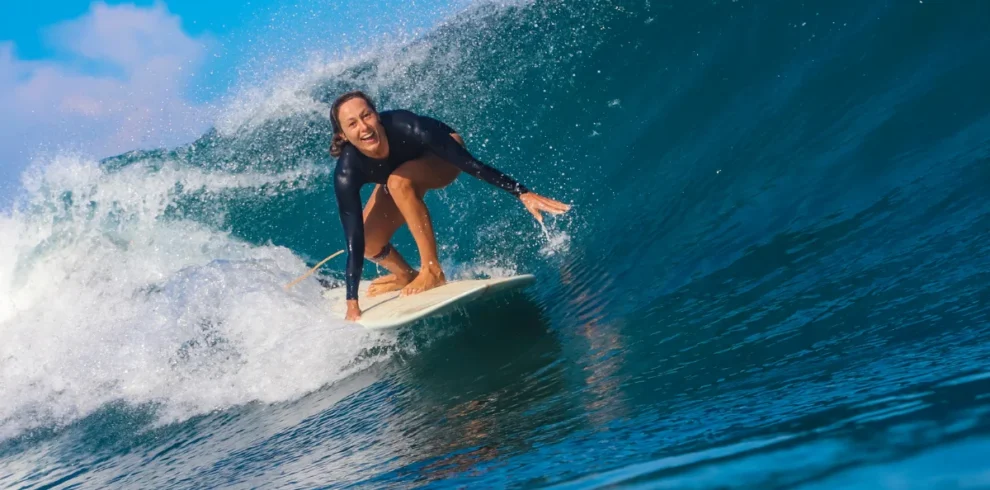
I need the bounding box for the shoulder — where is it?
[376,109,430,145]
[379,109,420,132]
[334,144,360,171]
[380,109,419,122]
[382,109,453,139]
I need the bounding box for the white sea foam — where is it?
[0,154,385,441]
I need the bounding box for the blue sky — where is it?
[0,0,463,205]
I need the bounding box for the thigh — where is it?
[363,184,405,249]
[390,152,461,197]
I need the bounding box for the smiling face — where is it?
[335,97,389,158]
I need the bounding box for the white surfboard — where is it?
[323,274,536,330]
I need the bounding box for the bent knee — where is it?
[386,173,416,196]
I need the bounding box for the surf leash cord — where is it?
[284,250,344,289]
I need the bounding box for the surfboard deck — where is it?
[323,274,536,330]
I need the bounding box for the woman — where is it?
[330,91,570,321]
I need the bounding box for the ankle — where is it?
[420,261,444,276]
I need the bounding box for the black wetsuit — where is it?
[334,109,528,300]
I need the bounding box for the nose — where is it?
[356,120,370,133]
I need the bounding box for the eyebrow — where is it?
[343,109,370,123]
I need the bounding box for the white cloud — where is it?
[0,2,213,196]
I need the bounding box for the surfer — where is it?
[330,90,570,321]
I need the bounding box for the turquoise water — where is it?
[3,0,990,487]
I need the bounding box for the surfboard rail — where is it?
[323,274,536,330]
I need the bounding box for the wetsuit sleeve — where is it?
[334,161,365,300]
[414,116,529,196]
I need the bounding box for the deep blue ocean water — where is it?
[3,0,990,487]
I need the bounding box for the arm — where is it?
[334,165,365,319]
[413,115,571,222]
[414,116,530,196]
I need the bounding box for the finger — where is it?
[529,206,544,224]
[538,197,570,212]
[539,201,570,214]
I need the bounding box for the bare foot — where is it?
[400,267,446,296]
[368,272,417,297]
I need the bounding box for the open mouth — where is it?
[359,131,378,144]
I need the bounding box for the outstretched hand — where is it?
[519,192,571,224]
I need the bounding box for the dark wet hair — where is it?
[330,90,378,157]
